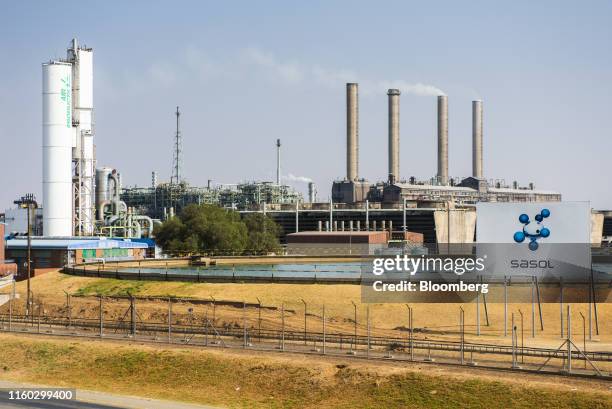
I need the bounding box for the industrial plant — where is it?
[1,37,610,255]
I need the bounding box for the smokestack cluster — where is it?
[346,83,359,181]
[341,84,483,187]
[472,100,483,179]
[437,95,449,185]
[387,89,400,184]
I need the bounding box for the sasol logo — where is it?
[510,259,554,268]
[513,209,551,251]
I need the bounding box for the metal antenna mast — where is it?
[171,106,182,185]
[276,138,281,185]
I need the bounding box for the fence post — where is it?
[301,299,307,346]
[351,301,357,354]
[243,301,247,348]
[567,305,572,374]
[366,305,370,359]
[560,277,564,338]
[99,295,103,337]
[322,305,326,355]
[410,306,414,361]
[256,298,262,342]
[476,289,480,336]
[459,306,464,365]
[531,276,536,338]
[504,276,508,337]
[8,293,12,332]
[168,298,172,343]
[281,303,285,351]
[130,296,136,336]
[511,312,516,368]
[204,310,209,346]
[68,294,72,329]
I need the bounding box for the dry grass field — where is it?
[10,271,612,352]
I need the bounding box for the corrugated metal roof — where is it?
[487,187,560,195]
[392,183,474,192]
[5,238,148,250]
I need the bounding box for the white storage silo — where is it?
[43,61,73,236]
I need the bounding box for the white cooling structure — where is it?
[42,38,96,237]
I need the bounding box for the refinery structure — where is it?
[31,38,303,240]
[8,37,612,248]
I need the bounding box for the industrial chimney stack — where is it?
[437,95,449,185]
[387,89,400,184]
[472,100,483,179]
[346,83,359,181]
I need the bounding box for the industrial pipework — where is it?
[95,167,155,238]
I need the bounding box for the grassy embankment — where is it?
[0,333,609,409]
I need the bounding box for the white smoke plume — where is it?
[284,173,313,183]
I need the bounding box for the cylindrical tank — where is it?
[43,61,74,237]
[387,89,400,184]
[95,167,113,219]
[472,100,483,179]
[308,182,315,203]
[437,95,449,185]
[346,83,359,181]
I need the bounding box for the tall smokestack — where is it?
[472,100,483,179]
[276,138,281,185]
[387,89,400,184]
[346,83,359,181]
[437,95,449,185]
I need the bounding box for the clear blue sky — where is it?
[1,0,611,209]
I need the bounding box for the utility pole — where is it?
[14,194,38,317]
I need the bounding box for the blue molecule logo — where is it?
[513,209,551,251]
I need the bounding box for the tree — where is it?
[154,204,247,255]
[154,205,282,256]
[243,213,281,255]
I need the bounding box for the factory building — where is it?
[286,231,391,255]
[0,224,18,277]
[5,237,147,279]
